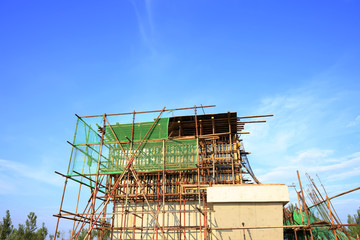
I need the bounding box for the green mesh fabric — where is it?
[68,139,197,175]
[284,209,356,240]
[67,117,197,176]
[69,144,108,175]
[101,139,198,173]
[73,117,103,145]
[104,118,169,142]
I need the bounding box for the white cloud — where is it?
[0,158,63,195]
[256,149,360,184]
[242,87,340,168]
[130,0,156,54]
[241,83,360,224]
[332,198,360,223]
[347,115,360,127]
[254,148,360,223]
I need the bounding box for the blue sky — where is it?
[1,0,360,236]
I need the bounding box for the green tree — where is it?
[57,231,66,240]
[48,232,59,240]
[347,207,360,237]
[77,228,96,240]
[24,212,37,239]
[5,211,48,240]
[9,224,25,240]
[35,222,48,240]
[0,210,13,239]
[286,203,297,212]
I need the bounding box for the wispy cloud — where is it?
[145,0,155,33]
[0,158,62,195]
[243,87,338,166]
[347,115,360,127]
[332,198,360,222]
[130,0,156,54]
[241,82,360,219]
[257,149,360,184]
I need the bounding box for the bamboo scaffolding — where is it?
[285,171,358,240]
[54,107,271,240]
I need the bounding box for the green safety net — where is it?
[284,209,355,240]
[104,118,169,142]
[73,117,102,145]
[67,117,198,176]
[102,139,198,173]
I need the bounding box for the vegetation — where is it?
[0,210,47,240]
[0,210,13,240]
[0,209,110,240]
[49,228,110,240]
[286,203,297,212]
[76,228,110,240]
[347,206,360,238]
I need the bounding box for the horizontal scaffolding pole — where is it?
[309,186,360,208]
[213,223,356,230]
[55,171,106,194]
[78,105,216,118]
[237,120,267,124]
[237,114,274,119]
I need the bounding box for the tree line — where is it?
[347,207,360,238]
[0,210,109,240]
[0,210,47,240]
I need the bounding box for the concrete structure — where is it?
[208,184,289,240]
[113,184,289,240]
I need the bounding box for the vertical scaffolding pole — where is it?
[297,171,314,240]
[89,115,106,238]
[228,112,235,184]
[162,139,166,239]
[54,178,68,240]
[326,196,338,240]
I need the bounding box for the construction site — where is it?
[53,105,360,240]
